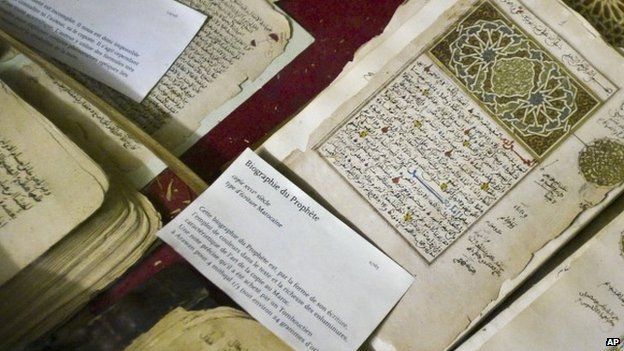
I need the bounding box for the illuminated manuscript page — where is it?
[261,0,624,350]
[459,210,624,351]
[0,81,108,285]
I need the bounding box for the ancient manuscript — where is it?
[0,81,108,285]
[261,0,624,350]
[318,0,612,262]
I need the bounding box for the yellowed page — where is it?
[459,208,624,351]
[0,62,162,188]
[126,307,291,351]
[0,81,107,285]
[261,0,624,350]
[263,0,458,161]
[0,182,159,349]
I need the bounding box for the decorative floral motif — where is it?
[579,138,624,187]
[449,20,530,97]
[565,0,624,48]
[431,1,600,157]
[490,58,535,97]
[448,19,579,139]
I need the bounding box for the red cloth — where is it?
[90,0,404,312]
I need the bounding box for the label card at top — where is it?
[0,0,207,102]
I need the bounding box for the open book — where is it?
[259,0,624,350]
[0,81,161,350]
[0,80,108,285]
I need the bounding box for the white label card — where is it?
[158,149,414,351]
[0,0,206,102]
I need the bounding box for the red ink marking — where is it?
[502,138,535,166]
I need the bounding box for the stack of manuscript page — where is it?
[0,61,160,188]
[0,81,108,285]
[0,182,160,350]
[260,0,624,350]
[0,82,161,349]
